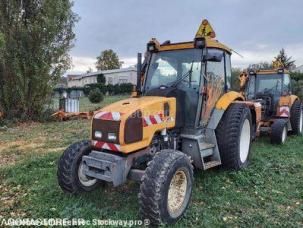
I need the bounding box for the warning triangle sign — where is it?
[195,19,216,39]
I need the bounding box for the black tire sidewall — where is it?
[72,143,97,192]
[58,140,99,193]
[160,158,193,224]
[290,100,303,135]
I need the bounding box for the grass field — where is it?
[0,96,302,227]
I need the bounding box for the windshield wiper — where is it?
[169,61,194,88]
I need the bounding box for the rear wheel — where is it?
[270,119,288,144]
[290,100,303,135]
[57,140,99,194]
[216,103,252,170]
[139,150,193,225]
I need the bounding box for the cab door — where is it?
[200,49,227,126]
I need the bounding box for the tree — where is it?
[290,72,303,82]
[0,32,4,49]
[231,68,242,90]
[0,0,78,119]
[97,73,106,84]
[248,62,272,70]
[274,48,295,70]
[96,49,123,70]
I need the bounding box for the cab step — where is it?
[199,142,215,157]
[203,160,221,170]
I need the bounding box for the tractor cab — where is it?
[245,68,291,119]
[140,20,233,129]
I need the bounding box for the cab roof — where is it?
[150,19,232,54]
[250,69,290,75]
[158,39,232,54]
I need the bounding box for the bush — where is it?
[119,83,133,94]
[83,83,134,96]
[107,84,115,95]
[113,84,121,95]
[84,83,107,95]
[89,89,104,103]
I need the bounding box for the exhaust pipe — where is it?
[136,53,142,93]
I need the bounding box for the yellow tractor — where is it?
[58,20,261,225]
[239,62,302,144]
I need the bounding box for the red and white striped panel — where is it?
[143,114,163,127]
[94,111,123,121]
[92,140,121,151]
[277,106,290,117]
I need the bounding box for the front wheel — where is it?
[57,140,99,194]
[139,150,193,225]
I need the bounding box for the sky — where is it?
[67,0,303,74]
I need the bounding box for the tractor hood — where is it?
[97,96,171,117]
[91,96,176,153]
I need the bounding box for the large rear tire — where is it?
[139,150,193,225]
[290,100,303,135]
[57,140,99,194]
[216,103,252,170]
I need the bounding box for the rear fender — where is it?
[207,91,244,129]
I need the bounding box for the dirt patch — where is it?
[0,140,46,167]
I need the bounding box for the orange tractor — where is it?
[57,20,263,225]
[239,62,303,144]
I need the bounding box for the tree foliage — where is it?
[97,73,106,84]
[290,72,303,81]
[96,49,123,71]
[231,68,241,90]
[0,32,4,48]
[0,0,78,119]
[274,48,295,70]
[248,62,272,70]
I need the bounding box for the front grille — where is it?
[124,110,143,144]
[92,119,120,144]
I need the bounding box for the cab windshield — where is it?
[256,74,282,95]
[144,49,202,91]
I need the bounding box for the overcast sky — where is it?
[68,0,303,74]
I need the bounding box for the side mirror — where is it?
[203,53,223,62]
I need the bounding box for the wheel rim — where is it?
[78,162,97,187]
[300,109,303,133]
[239,119,251,163]
[167,169,188,217]
[282,126,287,143]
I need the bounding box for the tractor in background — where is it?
[57,20,261,225]
[239,61,303,144]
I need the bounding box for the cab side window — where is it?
[206,49,225,94]
[283,74,291,94]
[225,53,232,90]
[247,76,255,99]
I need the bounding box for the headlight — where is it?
[108,133,117,141]
[94,131,102,139]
